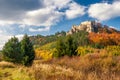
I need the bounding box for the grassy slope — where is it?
[1,35,120,80]
[0,61,34,80]
[32,55,120,80]
[38,41,56,50]
[0,54,120,80]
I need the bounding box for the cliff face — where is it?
[67,21,99,35]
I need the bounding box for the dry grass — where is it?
[0,61,15,68]
[30,54,120,80]
[0,48,120,80]
[0,62,34,80]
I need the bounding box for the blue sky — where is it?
[0,0,120,49]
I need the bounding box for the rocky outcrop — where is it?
[67,21,99,35]
[67,21,120,35]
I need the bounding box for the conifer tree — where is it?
[20,34,35,66]
[2,37,22,63]
[65,35,77,56]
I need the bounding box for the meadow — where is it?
[0,46,120,80]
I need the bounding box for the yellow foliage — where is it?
[76,46,94,56]
[34,42,56,60]
[35,49,54,60]
[105,46,120,56]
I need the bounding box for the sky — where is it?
[0,0,120,49]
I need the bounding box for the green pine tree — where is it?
[54,35,77,57]
[20,34,35,66]
[55,38,66,57]
[65,35,77,56]
[2,36,22,63]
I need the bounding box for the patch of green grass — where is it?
[0,66,34,80]
[11,68,33,80]
[39,41,56,50]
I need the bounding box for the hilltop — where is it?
[67,21,120,35]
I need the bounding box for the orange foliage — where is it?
[89,32,120,46]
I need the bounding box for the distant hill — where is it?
[29,31,66,48]
[67,21,120,35]
[30,21,120,47]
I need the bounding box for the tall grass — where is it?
[29,53,120,80]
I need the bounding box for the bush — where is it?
[76,46,94,56]
[54,31,90,58]
[105,46,120,56]
[72,31,89,46]
[91,43,104,49]
[65,35,77,56]
[54,38,66,57]
[35,49,53,60]
[89,32,120,46]
[54,35,77,57]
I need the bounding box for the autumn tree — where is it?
[89,32,120,47]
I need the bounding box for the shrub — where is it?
[35,49,53,60]
[105,46,120,56]
[76,46,94,56]
[65,35,77,56]
[89,32,120,46]
[72,31,89,46]
[91,43,104,49]
[54,38,66,57]
[54,35,77,57]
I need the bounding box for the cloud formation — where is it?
[0,0,85,26]
[0,0,42,23]
[0,0,86,49]
[88,1,120,21]
[65,2,86,19]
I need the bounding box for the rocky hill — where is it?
[30,21,120,47]
[67,21,119,35]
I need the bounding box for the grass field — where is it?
[1,53,120,80]
[0,61,34,80]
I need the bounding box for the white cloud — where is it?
[24,7,64,26]
[0,34,24,50]
[43,0,71,10]
[65,2,86,19]
[16,34,24,41]
[0,34,12,50]
[0,0,86,49]
[88,1,120,21]
[0,0,85,27]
